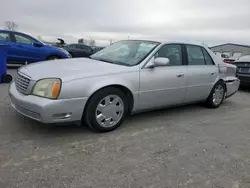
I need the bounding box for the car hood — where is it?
[18,58,136,82]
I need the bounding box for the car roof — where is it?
[0,29,29,35]
[119,39,207,48]
[0,30,39,40]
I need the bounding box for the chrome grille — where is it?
[14,103,41,120]
[15,73,31,94]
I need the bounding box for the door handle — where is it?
[176,73,184,77]
[210,72,216,75]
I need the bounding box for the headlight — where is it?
[32,78,61,99]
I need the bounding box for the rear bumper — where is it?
[238,73,250,86]
[225,78,240,98]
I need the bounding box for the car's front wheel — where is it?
[206,81,226,108]
[84,87,128,132]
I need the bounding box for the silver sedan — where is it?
[9,40,240,132]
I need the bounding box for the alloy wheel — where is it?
[95,95,124,128]
[212,85,224,105]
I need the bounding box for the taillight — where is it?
[223,59,235,63]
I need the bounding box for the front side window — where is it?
[90,40,159,66]
[186,45,206,65]
[155,44,182,66]
[15,34,35,44]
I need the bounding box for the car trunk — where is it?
[234,61,250,74]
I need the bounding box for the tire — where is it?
[84,87,128,132]
[47,56,60,60]
[1,74,12,83]
[206,81,226,108]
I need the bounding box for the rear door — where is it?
[184,45,218,102]
[12,33,43,63]
[0,31,11,45]
[0,31,17,62]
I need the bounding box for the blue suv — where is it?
[0,30,70,64]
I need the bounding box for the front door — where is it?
[138,44,187,111]
[12,33,42,63]
[184,45,218,102]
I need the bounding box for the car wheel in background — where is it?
[1,74,12,83]
[206,81,226,108]
[47,56,60,60]
[84,87,128,132]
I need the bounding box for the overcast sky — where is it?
[1,0,250,46]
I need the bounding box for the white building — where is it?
[210,43,250,59]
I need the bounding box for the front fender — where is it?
[59,72,139,100]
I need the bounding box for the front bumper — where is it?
[225,78,240,98]
[9,83,88,123]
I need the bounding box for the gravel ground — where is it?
[1,69,250,188]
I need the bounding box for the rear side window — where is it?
[202,48,214,65]
[0,32,10,42]
[186,45,206,65]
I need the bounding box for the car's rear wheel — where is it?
[206,81,226,108]
[47,56,60,60]
[84,87,128,132]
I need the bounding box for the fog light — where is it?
[53,113,72,119]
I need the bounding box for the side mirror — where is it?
[154,57,170,67]
[33,42,44,47]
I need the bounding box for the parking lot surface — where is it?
[1,69,250,188]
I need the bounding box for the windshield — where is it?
[90,40,159,66]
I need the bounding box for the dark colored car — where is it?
[234,55,250,86]
[63,44,94,58]
[91,46,105,53]
[0,30,70,64]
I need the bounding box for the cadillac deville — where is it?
[9,40,240,132]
